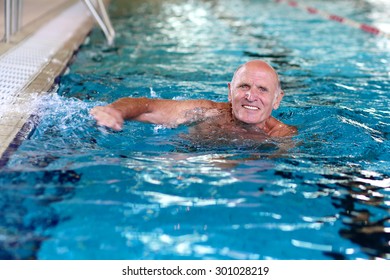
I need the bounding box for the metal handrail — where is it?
[2,0,115,45]
[82,0,115,45]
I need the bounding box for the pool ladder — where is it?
[82,0,115,45]
[2,0,115,45]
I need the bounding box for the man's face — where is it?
[228,61,283,126]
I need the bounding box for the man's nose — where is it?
[245,88,257,101]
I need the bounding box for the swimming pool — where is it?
[1,0,389,260]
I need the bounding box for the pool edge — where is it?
[0,1,96,165]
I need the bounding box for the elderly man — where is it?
[90,60,296,137]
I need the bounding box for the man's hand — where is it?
[90,106,124,131]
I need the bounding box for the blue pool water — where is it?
[1,0,389,259]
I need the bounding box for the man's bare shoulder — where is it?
[176,100,229,126]
[267,117,297,137]
[185,99,229,109]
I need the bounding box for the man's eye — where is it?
[258,87,268,92]
[239,85,249,90]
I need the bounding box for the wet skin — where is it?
[90,60,297,138]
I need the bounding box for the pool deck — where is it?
[0,0,96,161]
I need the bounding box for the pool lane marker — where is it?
[275,0,390,39]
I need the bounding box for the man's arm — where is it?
[90,97,225,130]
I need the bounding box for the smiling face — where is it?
[228,60,284,127]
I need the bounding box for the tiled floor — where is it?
[0,0,71,41]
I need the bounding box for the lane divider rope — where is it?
[275,0,390,39]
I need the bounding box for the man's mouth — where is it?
[242,105,260,111]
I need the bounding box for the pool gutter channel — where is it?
[0,1,97,166]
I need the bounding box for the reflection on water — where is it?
[1,0,389,259]
[0,169,80,259]
[324,169,390,259]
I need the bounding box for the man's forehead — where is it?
[236,65,278,84]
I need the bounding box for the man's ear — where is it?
[273,90,284,110]
[228,82,232,102]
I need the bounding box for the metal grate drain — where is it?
[0,2,91,114]
[0,1,93,159]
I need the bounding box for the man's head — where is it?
[228,60,284,127]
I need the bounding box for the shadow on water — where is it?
[0,164,81,259]
[326,170,389,259]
